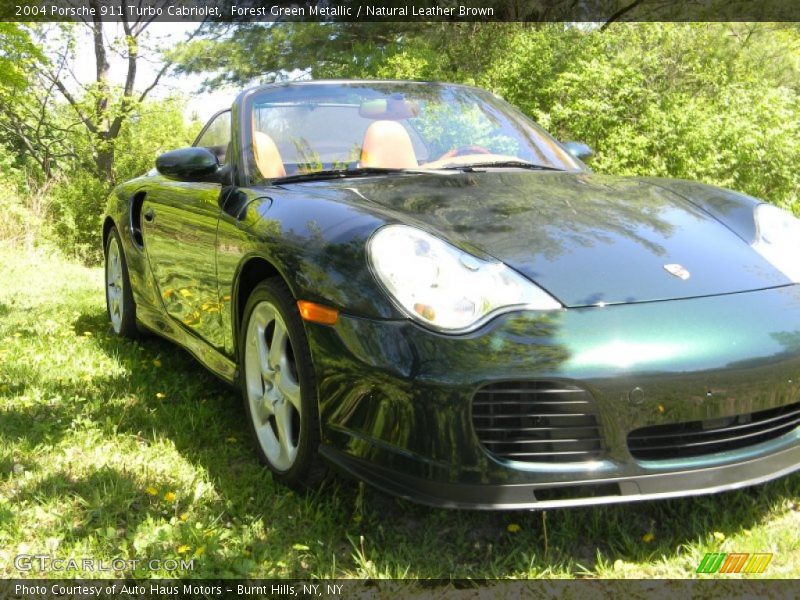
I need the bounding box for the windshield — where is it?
[245,82,582,182]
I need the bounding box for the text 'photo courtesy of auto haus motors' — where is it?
[102,80,800,510]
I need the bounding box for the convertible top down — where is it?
[103,80,800,509]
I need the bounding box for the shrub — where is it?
[38,97,201,263]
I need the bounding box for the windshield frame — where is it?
[237,80,586,187]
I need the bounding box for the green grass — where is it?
[0,244,798,579]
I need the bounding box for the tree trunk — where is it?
[96,146,115,186]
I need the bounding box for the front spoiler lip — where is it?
[320,440,800,510]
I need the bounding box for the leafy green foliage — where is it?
[410,101,519,158]
[44,98,201,262]
[0,23,42,93]
[486,24,800,212]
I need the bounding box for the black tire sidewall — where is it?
[239,278,321,486]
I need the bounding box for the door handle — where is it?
[143,208,155,222]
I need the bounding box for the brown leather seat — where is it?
[360,120,418,169]
[253,131,287,179]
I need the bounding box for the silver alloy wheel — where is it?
[244,300,302,471]
[106,236,125,334]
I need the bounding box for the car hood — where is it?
[329,171,790,307]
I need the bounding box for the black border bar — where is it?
[4,1,800,23]
[1,579,798,599]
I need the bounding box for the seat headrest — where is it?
[360,121,418,169]
[253,131,287,179]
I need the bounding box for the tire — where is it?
[239,278,325,488]
[105,226,138,339]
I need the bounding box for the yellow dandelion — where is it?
[156,392,166,399]
[153,359,162,368]
[177,545,190,554]
[164,491,177,503]
[713,531,725,541]
[657,404,665,414]
[195,546,205,557]
[506,523,521,533]
[179,513,189,522]
[642,532,655,543]
[145,486,158,496]
[179,289,192,298]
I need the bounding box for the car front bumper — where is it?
[306,285,800,509]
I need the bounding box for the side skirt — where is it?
[136,302,238,386]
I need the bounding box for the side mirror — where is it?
[563,141,593,161]
[156,147,219,181]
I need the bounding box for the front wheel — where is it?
[240,278,324,488]
[105,226,138,338]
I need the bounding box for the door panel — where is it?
[142,178,226,350]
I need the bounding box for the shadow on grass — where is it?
[7,305,797,577]
[13,467,162,540]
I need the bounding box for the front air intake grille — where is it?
[628,400,800,461]
[472,380,603,463]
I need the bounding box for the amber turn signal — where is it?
[297,300,339,325]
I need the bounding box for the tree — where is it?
[0,2,200,186]
[41,9,198,183]
[0,24,56,177]
[0,5,204,260]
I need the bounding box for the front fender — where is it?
[238,194,403,321]
[642,177,761,244]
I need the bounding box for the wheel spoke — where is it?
[258,392,274,423]
[256,326,272,377]
[277,373,301,411]
[274,400,295,456]
[268,317,288,370]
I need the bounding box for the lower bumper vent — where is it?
[628,400,800,460]
[472,380,603,463]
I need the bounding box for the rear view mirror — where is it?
[156,147,219,181]
[359,96,420,120]
[563,141,593,161]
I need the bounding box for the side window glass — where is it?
[194,111,231,165]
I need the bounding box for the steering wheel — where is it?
[436,144,492,160]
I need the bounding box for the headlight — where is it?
[367,224,561,332]
[752,203,800,283]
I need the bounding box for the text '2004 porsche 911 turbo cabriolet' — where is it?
[103,80,800,509]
